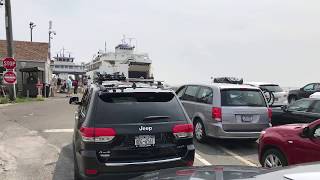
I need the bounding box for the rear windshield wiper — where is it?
[143,116,170,122]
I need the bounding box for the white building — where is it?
[85,42,153,81]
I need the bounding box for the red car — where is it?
[259,119,320,168]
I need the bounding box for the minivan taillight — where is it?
[268,108,272,121]
[80,127,116,143]
[212,107,222,121]
[172,124,194,139]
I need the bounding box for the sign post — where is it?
[4,0,16,101]
[2,57,16,99]
[36,79,43,98]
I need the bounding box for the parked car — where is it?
[70,82,195,179]
[271,98,320,126]
[288,83,320,103]
[175,83,271,142]
[310,92,320,99]
[132,163,320,180]
[245,82,288,107]
[259,119,320,168]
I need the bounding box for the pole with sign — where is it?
[2,57,16,99]
[4,0,16,100]
[36,79,43,98]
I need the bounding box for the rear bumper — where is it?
[206,123,269,139]
[75,146,195,179]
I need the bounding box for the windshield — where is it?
[95,92,186,124]
[221,89,267,107]
[260,85,283,92]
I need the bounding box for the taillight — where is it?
[80,127,116,143]
[172,124,193,138]
[212,107,222,121]
[268,108,272,120]
[85,169,98,175]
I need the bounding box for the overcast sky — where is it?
[1,0,320,87]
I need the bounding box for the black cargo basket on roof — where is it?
[213,77,243,84]
[94,72,126,85]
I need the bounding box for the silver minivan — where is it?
[176,83,271,142]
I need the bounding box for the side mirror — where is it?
[301,127,311,138]
[281,105,288,112]
[69,97,81,105]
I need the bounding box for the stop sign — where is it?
[2,57,16,70]
[3,71,17,84]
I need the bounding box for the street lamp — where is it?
[29,22,36,42]
[48,20,56,60]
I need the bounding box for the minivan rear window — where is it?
[95,92,187,124]
[221,89,267,107]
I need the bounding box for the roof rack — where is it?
[94,72,165,92]
[94,72,126,85]
[213,77,243,84]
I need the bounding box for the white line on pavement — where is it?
[43,129,74,133]
[195,153,212,166]
[218,145,258,167]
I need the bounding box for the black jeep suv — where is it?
[70,83,195,179]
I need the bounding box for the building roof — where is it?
[0,40,48,62]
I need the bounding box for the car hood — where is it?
[271,123,308,130]
[131,165,264,180]
[266,124,307,137]
[131,163,320,180]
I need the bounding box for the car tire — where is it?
[194,120,207,143]
[288,96,297,104]
[261,148,288,168]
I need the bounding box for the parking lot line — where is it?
[195,153,212,166]
[43,129,74,133]
[217,145,258,167]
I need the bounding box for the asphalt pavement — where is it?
[0,94,261,180]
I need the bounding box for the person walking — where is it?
[50,76,57,97]
[66,77,73,97]
[57,77,62,93]
[73,79,79,94]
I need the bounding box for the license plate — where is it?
[135,135,155,147]
[241,115,253,122]
[274,98,279,101]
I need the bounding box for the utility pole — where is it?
[29,22,36,42]
[4,0,16,100]
[48,20,56,60]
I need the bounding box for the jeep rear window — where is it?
[221,89,267,107]
[95,92,187,124]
